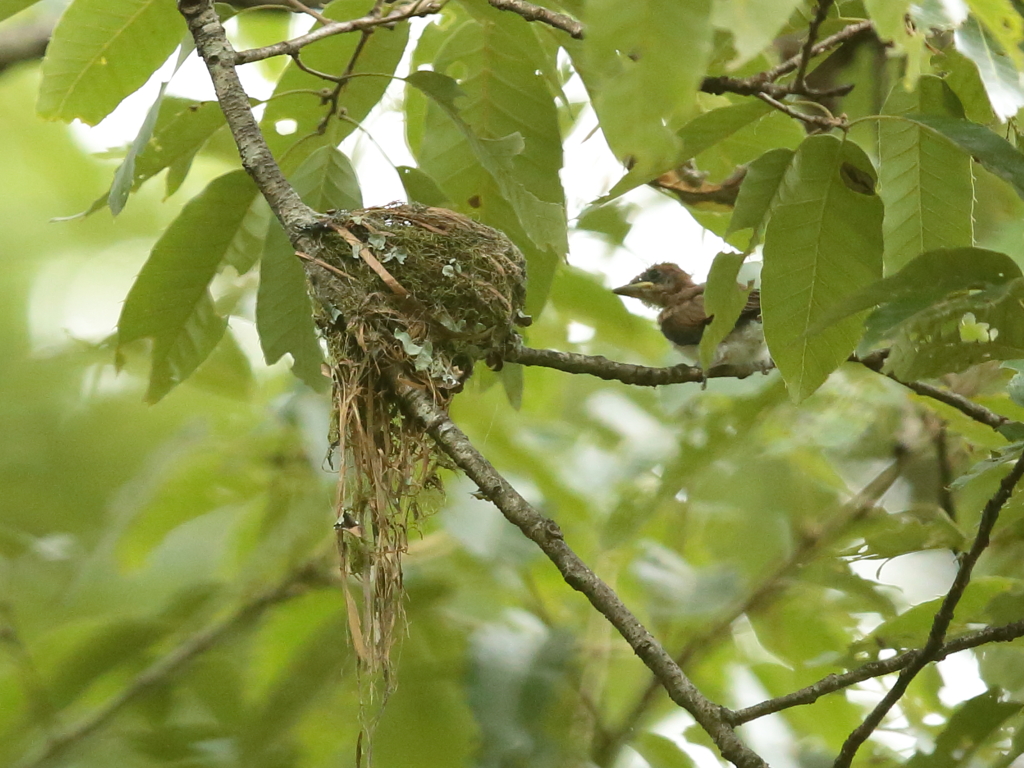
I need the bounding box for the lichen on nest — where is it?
[299,202,529,692]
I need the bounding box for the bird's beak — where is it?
[612,281,655,299]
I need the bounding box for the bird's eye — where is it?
[643,268,662,282]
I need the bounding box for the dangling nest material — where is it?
[301,203,528,689]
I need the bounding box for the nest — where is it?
[301,203,528,688]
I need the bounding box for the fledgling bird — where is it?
[613,262,773,374]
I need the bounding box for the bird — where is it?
[613,262,773,374]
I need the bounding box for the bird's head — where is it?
[612,263,697,309]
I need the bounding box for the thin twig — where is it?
[391,375,768,768]
[233,0,443,65]
[511,347,1013,436]
[834,449,1024,768]
[795,0,835,91]
[13,564,326,768]
[595,455,905,766]
[727,618,1024,725]
[755,92,847,131]
[487,0,583,39]
[854,353,1010,432]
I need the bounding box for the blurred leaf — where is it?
[761,135,884,400]
[879,75,973,274]
[852,506,966,559]
[0,0,40,22]
[887,278,1024,379]
[187,327,255,400]
[580,0,712,183]
[866,576,1019,650]
[965,0,1024,69]
[499,363,524,410]
[256,221,327,392]
[43,618,167,709]
[576,202,635,245]
[817,247,1021,336]
[38,0,183,124]
[633,732,696,768]
[118,170,259,402]
[727,147,794,237]
[699,252,750,370]
[954,16,1024,120]
[937,47,998,125]
[905,689,1022,768]
[710,0,803,68]
[951,440,1024,489]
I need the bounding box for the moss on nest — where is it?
[307,203,529,391]
[301,203,528,696]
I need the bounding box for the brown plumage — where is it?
[613,262,771,372]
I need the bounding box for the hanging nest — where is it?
[300,203,529,689]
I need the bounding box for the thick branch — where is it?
[13,564,324,768]
[487,0,583,38]
[834,448,1024,768]
[178,0,317,236]
[392,375,767,768]
[728,619,1024,725]
[0,20,51,73]
[233,0,442,64]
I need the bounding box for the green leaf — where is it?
[261,0,409,165]
[905,114,1024,204]
[118,170,259,402]
[812,247,1022,334]
[38,0,183,124]
[408,16,566,311]
[699,252,750,370]
[407,69,566,256]
[603,98,775,200]
[954,17,1024,119]
[879,75,974,274]
[187,327,254,400]
[907,690,1022,768]
[397,165,450,206]
[887,277,1024,379]
[108,83,167,215]
[965,0,1024,69]
[761,135,883,400]
[290,146,362,213]
[499,363,523,411]
[727,147,794,236]
[0,0,40,22]
[632,732,696,768]
[710,0,803,68]
[224,196,273,275]
[866,576,1017,650]
[580,0,712,180]
[133,99,227,196]
[256,222,327,392]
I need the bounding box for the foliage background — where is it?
[5,1,1024,767]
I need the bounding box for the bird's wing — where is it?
[658,293,711,347]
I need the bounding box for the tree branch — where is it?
[232,0,442,65]
[834,448,1024,768]
[391,374,768,768]
[727,618,1024,725]
[0,20,52,73]
[178,0,318,236]
[487,0,583,38]
[795,0,835,91]
[509,346,1013,435]
[595,453,905,765]
[13,563,327,768]
[854,353,1010,432]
